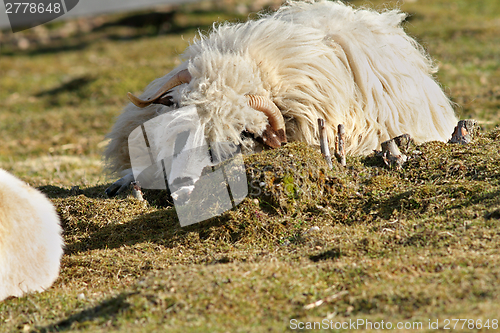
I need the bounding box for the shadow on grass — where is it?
[38,184,109,199]
[485,208,500,220]
[449,189,500,211]
[101,22,220,43]
[35,292,136,333]
[0,41,90,57]
[94,8,248,38]
[39,181,251,254]
[63,204,237,254]
[93,11,177,35]
[309,247,343,262]
[35,76,96,97]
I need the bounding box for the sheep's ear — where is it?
[246,124,286,148]
[260,124,286,148]
[156,95,175,107]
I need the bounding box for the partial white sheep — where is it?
[0,168,63,301]
[104,0,457,197]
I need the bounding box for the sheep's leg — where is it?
[317,118,333,169]
[380,136,409,169]
[105,172,135,197]
[449,119,477,145]
[336,124,346,167]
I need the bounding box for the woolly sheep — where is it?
[104,0,457,198]
[0,169,63,301]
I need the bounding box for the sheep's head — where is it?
[127,69,287,148]
[126,69,287,203]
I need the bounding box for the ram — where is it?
[104,0,457,199]
[0,169,63,301]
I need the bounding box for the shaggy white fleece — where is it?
[105,0,457,175]
[0,169,63,301]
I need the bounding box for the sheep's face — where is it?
[127,69,287,203]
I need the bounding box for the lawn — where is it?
[1,0,499,332]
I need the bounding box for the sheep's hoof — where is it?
[105,183,126,197]
[105,173,134,197]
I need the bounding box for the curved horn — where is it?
[247,95,285,132]
[127,69,192,108]
[247,95,287,147]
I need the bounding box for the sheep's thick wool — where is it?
[0,169,63,301]
[104,0,457,175]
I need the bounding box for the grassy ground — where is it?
[1,0,500,332]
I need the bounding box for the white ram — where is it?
[0,169,63,301]
[104,0,457,197]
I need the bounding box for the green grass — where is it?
[1,0,500,332]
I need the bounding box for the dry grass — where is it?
[1,0,500,332]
